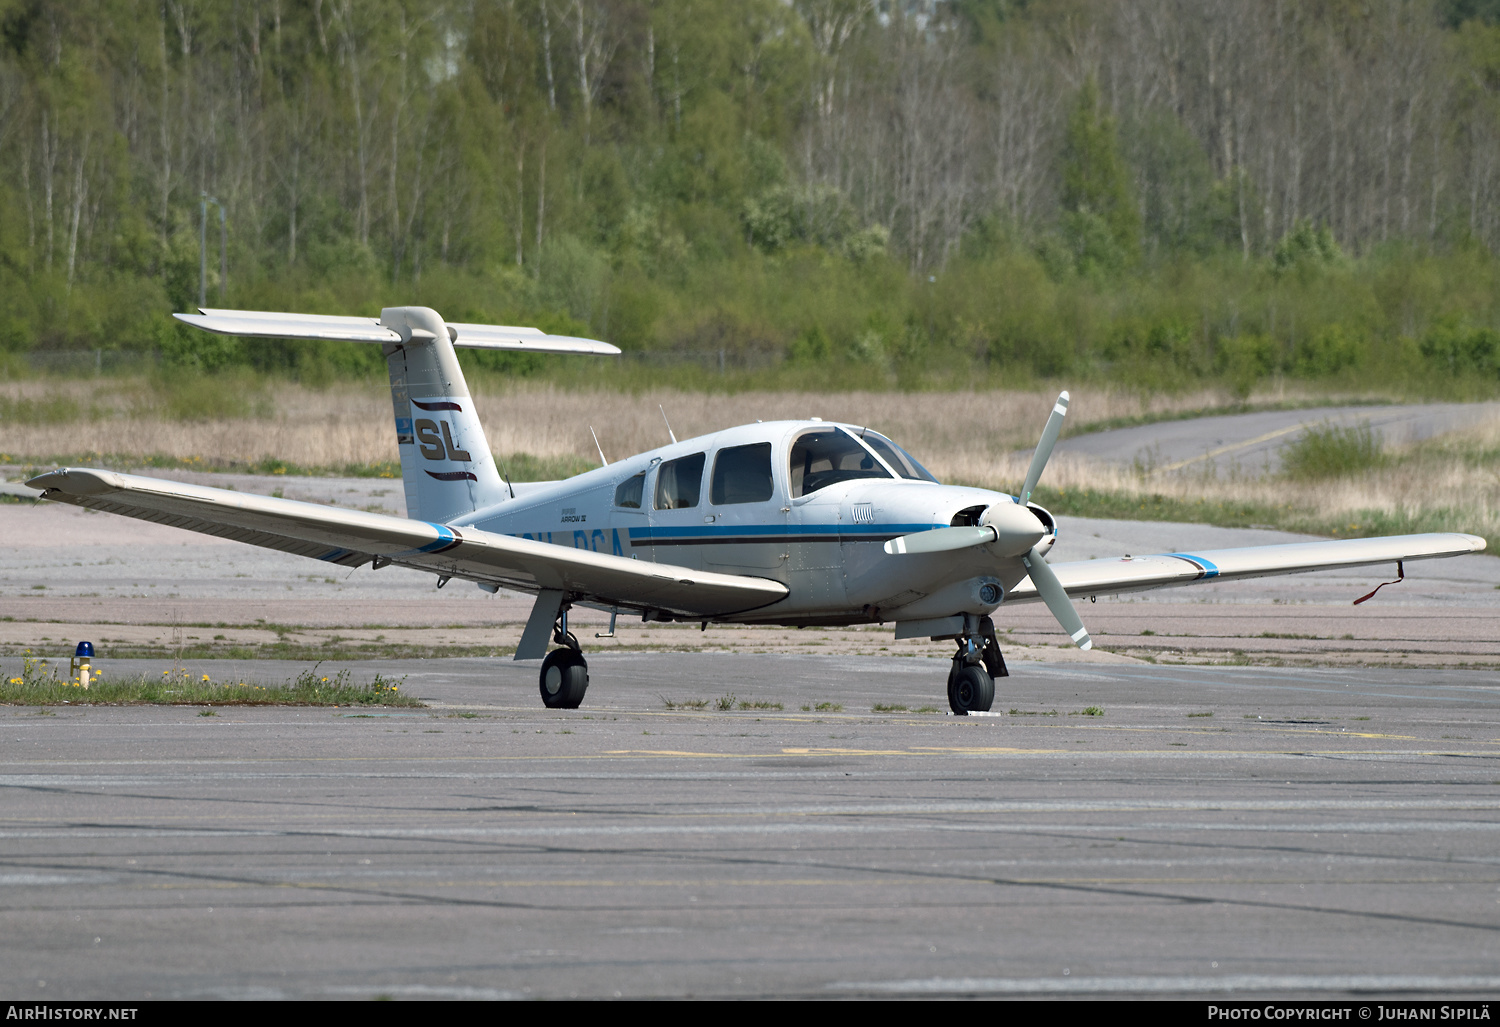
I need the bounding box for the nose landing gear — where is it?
[946,615,1008,716]
[539,605,589,709]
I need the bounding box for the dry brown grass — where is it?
[4,376,1495,544]
[0,376,1338,468]
[1,379,396,468]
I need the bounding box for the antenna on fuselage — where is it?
[590,426,609,467]
[494,454,516,499]
[659,405,678,445]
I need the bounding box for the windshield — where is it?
[861,430,939,483]
[789,428,892,497]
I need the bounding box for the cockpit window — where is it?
[654,453,705,509]
[614,472,645,509]
[861,430,939,483]
[789,428,892,498]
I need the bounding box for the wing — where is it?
[1005,533,1486,602]
[26,468,787,619]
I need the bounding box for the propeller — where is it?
[1020,390,1068,507]
[883,390,1093,650]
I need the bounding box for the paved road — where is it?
[1056,402,1500,476]
[3,654,1500,1000]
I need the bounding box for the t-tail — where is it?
[174,305,620,524]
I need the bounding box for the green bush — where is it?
[1280,421,1386,480]
[1420,319,1500,378]
[1292,324,1363,378]
[1217,333,1279,396]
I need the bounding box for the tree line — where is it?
[1,0,1499,393]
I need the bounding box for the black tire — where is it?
[947,663,994,715]
[539,648,589,709]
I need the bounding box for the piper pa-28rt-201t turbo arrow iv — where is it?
[28,306,1488,714]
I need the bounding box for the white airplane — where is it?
[27,306,1487,714]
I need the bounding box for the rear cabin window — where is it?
[654,453,705,509]
[789,429,892,498]
[614,472,645,509]
[711,443,774,505]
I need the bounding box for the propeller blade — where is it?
[884,525,996,556]
[1022,544,1092,650]
[1019,390,1069,506]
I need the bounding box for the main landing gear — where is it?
[947,615,1008,716]
[539,605,589,709]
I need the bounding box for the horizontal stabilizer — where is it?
[176,308,620,356]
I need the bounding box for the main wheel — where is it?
[539,647,589,709]
[947,663,994,715]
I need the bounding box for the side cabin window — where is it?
[614,472,645,509]
[654,453,705,509]
[711,443,774,505]
[789,428,891,498]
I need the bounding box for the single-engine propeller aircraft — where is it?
[28,306,1487,714]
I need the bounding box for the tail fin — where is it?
[380,306,508,523]
[174,304,619,524]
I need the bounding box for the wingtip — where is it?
[24,467,121,496]
[24,468,66,490]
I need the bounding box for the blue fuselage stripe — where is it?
[626,523,942,541]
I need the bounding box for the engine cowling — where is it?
[1024,502,1058,557]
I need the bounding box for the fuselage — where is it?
[451,420,1050,626]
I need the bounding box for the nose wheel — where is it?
[948,661,994,714]
[538,605,589,709]
[946,616,1007,716]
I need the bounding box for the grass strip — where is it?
[0,643,516,662]
[0,661,420,707]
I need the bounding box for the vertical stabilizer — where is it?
[381,305,508,524]
[171,303,618,522]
